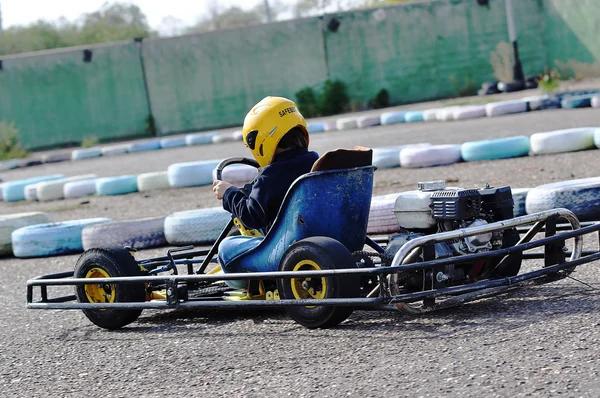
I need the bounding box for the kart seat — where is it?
[225,147,374,273]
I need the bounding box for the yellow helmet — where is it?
[242,96,309,167]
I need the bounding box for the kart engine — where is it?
[385,181,521,289]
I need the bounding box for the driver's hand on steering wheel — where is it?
[213,180,233,200]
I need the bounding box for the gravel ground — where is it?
[1,89,600,397]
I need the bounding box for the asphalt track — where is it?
[1,91,600,397]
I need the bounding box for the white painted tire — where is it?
[164,207,231,245]
[324,121,337,131]
[232,130,244,141]
[423,109,441,122]
[373,144,430,169]
[168,160,221,188]
[404,111,424,123]
[186,132,219,146]
[0,212,52,256]
[2,174,65,202]
[0,159,20,171]
[400,145,462,168]
[160,137,187,149]
[380,111,406,125]
[213,134,235,144]
[485,100,527,117]
[37,174,97,202]
[72,148,102,160]
[24,184,39,201]
[101,144,129,156]
[595,128,600,149]
[127,140,161,152]
[436,107,459,121]
[511,188,530,217]
[530,128,596,155]
[64,179,98,199]
[367,194,402,234]
[336,117,358,130]
[453,105,487,120]
[525,177,600,220]
[212,164,258,185]
[82,216,167,251]
[357,115,380,128]
[137,171,170,192]
[96,175,138,196]
[592,96,600,108]
[12,218,111,258]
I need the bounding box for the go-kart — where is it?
[26,149,600,329]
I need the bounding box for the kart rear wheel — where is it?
[277,237,359,329]
[74,247,146,329]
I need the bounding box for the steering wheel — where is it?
[214,157,260,182]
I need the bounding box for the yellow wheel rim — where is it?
[290,260,326,307]
[84,267,115,304]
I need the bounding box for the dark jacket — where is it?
[222,148,319,231]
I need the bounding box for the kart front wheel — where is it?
[74,247,146,329]
[277,237,359,329]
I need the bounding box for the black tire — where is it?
[74,247,146,329]
[276,237,360,329]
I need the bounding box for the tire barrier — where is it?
[595,128,600,149]
[592,96,600,108]
[308,123,325,133]
[0,212,52,256]
[523,95,549,111]
[0,159,20,171]
[561,94,595,109]
[232,130,244,141]
[42,153,71,164]
[525,177,600,221]
[485,100,527,117]
[213,134,235,144]
[511,188,530,217]
[423,108,441,122]
[404,111,424,123]
[212,164,258,185]
[24,184,39,201]
[64,179,98,199]
[82,216,167,251]
[357,115,380,128]
[159,137,187,149]
[101,144,129,156]
[436,107,459,122]
[72,148,102,160]
[19,159,43,168]
[168,160,221,188]
[2,174,65,202]
[164,207,231,245]
[12,218,111,258]
[453,105,487,120]
[461,136,530,162]
[336,117,358,130]
[127,140,161,153]
[137,171,171,192]
[96,175,138,196]
[380,111,406,125]
[530,128,596,155]
[367,194,402,234]
[400,145,462,168]
[324,121,337,131]
[37,174,97,202]
[186,132,219,146]
[373,144,430,169]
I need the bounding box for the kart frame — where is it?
[27,208,600,313]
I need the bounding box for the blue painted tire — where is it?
[308,123,325,133]
[168,160,221,188]
[525,177,600,221]
[461,136,530,162]
[164,208,231,245]
[127,140,161,153]
[96,175,138,196]
[186,132,219,146]
[511,188,531,217]
[159,137,187,149]
[11,218,111,258]
[0,212,52,256]
[2,174,65,202]
[561,94,595,109]
[404,111,424,123]
[380,111,406,125]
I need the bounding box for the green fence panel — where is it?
[543,0,600,77]
[323,0,545,106]
[142,19,329,135]
[0,42,150,150]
